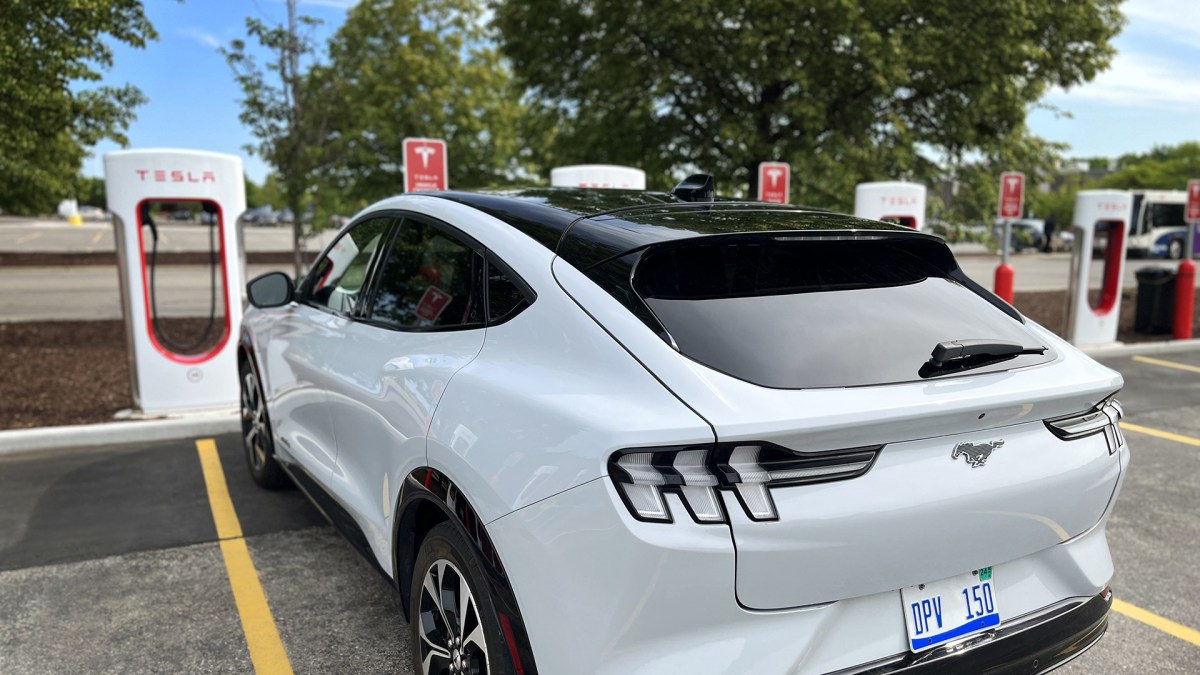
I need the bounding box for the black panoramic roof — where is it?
[432,187,920,271]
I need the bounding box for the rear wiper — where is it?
[921,339,1047,377]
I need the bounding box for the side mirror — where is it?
[247,272,294,308]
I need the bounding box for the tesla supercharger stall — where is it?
[104,149,247,415]
[1066,190,1132,347]
[550,165,646,190]
[854,182,927,230]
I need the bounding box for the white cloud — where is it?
[1122,0,1200,45]
[1047,51,1200,110]
[179,27,221,50]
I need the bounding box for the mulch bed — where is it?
[0,319,213,431]
[1015,288,1200,344]
[2,290,1198,431]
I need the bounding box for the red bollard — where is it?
[1174,259,1195,340]
[994,263,1015,304]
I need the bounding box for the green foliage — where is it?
[0,0,155,214]
[1098,142,1200,190]
[492,0,1123,208]
[225,12,326,220]
[75,176,107,208]
[244,177,262,208]
[1012,142,1200,229]
[228,0,528,235]
[941,129,1068,226]
[315,0,529,210]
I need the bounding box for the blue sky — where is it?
[85,0,1200,184]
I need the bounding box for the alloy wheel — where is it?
[241,370,268,471]
[417,559,489,675]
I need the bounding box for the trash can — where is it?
[1135,267,1176,334]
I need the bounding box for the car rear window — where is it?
[628,236,1054,389]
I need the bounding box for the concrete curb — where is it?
[0,410,239,457]
[1082,338,1200,359]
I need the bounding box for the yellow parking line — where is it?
[1132,355,1200,375]
[196,439,294,675]
[1113,599,1200,647]
[1120,422,1200,448]
[91,231,104,244]
[15,232,40,244]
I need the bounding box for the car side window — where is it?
[487,256,533,323]
[368,218,485,330]
[304,217,392,315]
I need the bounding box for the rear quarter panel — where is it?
[381,196,714,524]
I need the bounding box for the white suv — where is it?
[240,178,1127,675]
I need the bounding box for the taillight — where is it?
[1046,399,1125,453]
[610,443,882,524]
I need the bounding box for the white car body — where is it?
[241,187,1127,675]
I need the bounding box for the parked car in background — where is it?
[994,218,1047,252]
[77,205,109,221]
[243,205,279,226]
[240,182,1127,675]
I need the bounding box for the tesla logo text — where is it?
[880,196,918,206]
[414,144,437,168]
[1096,201,1125,211]
[951,440,1004,467]
[135,170,217,183]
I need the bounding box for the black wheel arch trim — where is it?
[237,330,262,377]
[394,467,539,675]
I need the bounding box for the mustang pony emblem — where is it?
[952,440,1005,467]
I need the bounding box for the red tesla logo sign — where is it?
[998,172,1024,219]
[416,286,452,322]
[757,162,790,204]
[404,138,448,192]
[1188,179,1200,222]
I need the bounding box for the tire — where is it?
[410,522,516,675]
[239,358,287,489]
[1169,238,1184,260]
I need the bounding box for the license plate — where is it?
[901,567,1000,652]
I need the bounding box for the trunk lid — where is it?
[725,414,1122,609]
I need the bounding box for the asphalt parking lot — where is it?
[2,349,1199,674]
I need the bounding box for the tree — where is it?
[493,0,1124,209]
[76,176,107,209]
[0,1,155,214]
[1098,142,1200,190]
[226,1,331,277]
[940,129,1068,226]
[315,0,529,208]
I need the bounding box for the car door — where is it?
[261,215,394,488]
[324,214,488,561]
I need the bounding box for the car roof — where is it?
[431,187,915,270]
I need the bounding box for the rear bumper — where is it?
[835,588,1111,674]
[487,477,1118,675]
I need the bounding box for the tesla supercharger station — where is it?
[1066,190,1132,347]
[105,149,247,415]
[854,182,927,230]
[550,164,646,190]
